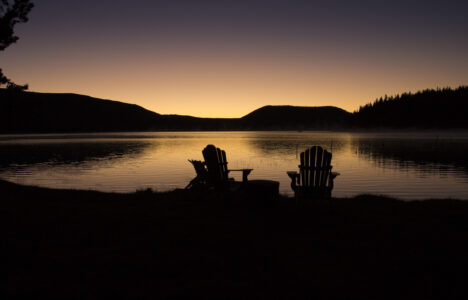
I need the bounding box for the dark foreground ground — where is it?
[2,179,468,298]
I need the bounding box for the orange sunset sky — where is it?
[2,0,468,117]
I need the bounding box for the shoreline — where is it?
[2,178,466,202]
[3,128,468,136]
[4,178,468,297]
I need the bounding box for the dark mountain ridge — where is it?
[0,89,350,132]
[1,86,467,133]
[0,90,161,132]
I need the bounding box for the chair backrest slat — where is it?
[301,150,306,187]
[220,149,228,181]
[321,151,332,188]
[306,147,312,187]
[315,146,323,188]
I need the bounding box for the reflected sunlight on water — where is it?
[1,131,468,200]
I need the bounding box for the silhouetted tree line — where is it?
[352,86,468,128]
[0,0,33,90]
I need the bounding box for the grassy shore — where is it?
[3,179,468,298]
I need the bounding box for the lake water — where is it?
[1,131,468,200]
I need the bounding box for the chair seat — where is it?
[293,186,332,194]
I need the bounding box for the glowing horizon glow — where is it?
[2,0,468,118]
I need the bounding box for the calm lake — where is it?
[1,131,468,200]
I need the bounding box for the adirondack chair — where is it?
[287,146,339,202]
[202,144,252,192]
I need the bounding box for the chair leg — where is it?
[296,193,304,209]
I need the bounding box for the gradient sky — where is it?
[2,0,468,117]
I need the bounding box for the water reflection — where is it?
[245,131,347,156]
[0,132,467,199]
[352,137,468,177]
[0,141,153,170]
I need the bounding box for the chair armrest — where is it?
[287,171,299,187]
[230,169,253,182]
[328,172,340,189]
[287,171,299,189]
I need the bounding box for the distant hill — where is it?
[0,90,351,132]
[240,105,351,130]
[1,86,467,133]
[0,90,162,133]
